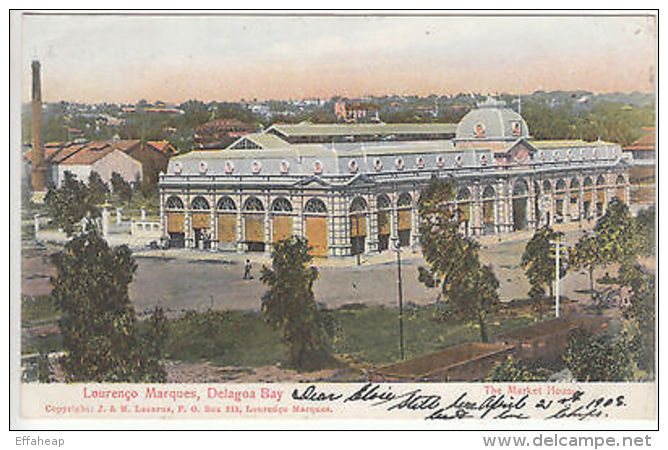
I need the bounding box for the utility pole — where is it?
[555,238,560,318]
[392,236,405,360]
[551,238,566,318]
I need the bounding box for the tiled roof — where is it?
[623,127,655,151]
[109,139,141,151]
[146,141,176,153]
[59,144,116,165]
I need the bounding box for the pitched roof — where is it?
[228,133,291,150]
[146,140,176,153]
[108,139,141,151]
[266,122,457,138]
[59,144,117,165]
[623,127,655,151]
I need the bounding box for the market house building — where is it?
[159,99,631,256]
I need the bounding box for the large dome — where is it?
[455,98,529,141]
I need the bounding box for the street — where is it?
[22,230,606,314]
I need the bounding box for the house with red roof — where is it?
[24,139,179,188]
[25,140,142,188]
[53,141,143,188]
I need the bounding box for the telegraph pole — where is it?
[392,236,405,360]
[551,238,566,318]
[555,239,560,318]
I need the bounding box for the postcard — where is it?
[10,10,657,431]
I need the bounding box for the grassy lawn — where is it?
[331,304,534,365]
[20,294,537,369]
[164,304,536,368]
[21,295,60,325]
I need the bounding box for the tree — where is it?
[87,171,109,205]
[528,284,545,320]
[449,260,500,343]
[521,226,565,299]
[110,172,133,204]
[594,198,641,266]
[260,237,334,371]
[50,230,166,382]
[563,329,633,382]
[570,231,603,298]
[44,171,100,236]
[418,177,500,342]
[635,205,655,257]
[486,355,549,382]
[618,263,655,376]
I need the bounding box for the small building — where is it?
[25,140,143,188]
[334,100,380,123]
[194,119,255,149]
[117,140,177,186]
[54,142,143,187]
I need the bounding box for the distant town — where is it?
[22,90,654,154]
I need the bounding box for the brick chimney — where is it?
[30,60,47,200]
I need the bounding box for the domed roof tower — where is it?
[455,98,529,141]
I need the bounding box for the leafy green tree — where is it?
[594,199,641,266]
[110,172,133,204]
[486,355,549,382]
[618,263,655,376]
[563,329,633,382]
[570,231,603,298]
[87,171,109,205]
[450,259,500,343]
[418,177,500,342]
[521,226,565,298]
[44,171,100,236]
[260,237,334,371]
[528,283,545,320]
[50,230,166,382]
[635,205,655,257]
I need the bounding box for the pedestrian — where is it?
[243,259,253,280]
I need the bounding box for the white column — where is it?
[33,214,40,239]
[102,207,110,239]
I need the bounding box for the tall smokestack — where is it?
[30,60,47,200]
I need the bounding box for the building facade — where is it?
[159,99,631,256]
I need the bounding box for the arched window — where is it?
[217,196,236,211]
[596,175,606,186]
[457,187,471,201]
[304,198,327,214]
[513,179,529,196]
[482,185,495,199]
[543,180,552,192]
[243,196,264,211]
[556,179,567,191]
[397,192,412,208]
[271,197,293,212]
[349,197,368,213]
[616,175,626,185]
[570,178,580,189]
[377,194,391,210]
[166,195,184,209]
[584,176,594,187]
[191,196,210,210]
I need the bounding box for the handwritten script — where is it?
[291,383,627,421]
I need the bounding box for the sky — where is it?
[19,13,657,104]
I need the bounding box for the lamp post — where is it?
[391,236,405,360]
